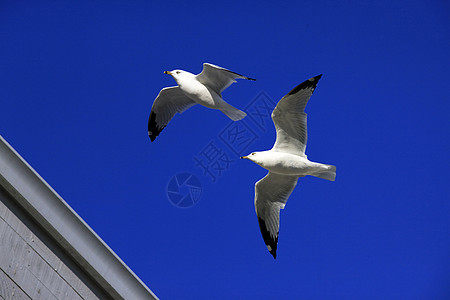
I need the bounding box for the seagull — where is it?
[148,63,255,141]
[240,74,336,259]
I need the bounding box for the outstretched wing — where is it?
[254,172,299,259]
[196,63,255,95]
[271,74,322,157]
[148,86,196,142]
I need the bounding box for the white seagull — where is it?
[240,74,336,259]
[148,63,255,141]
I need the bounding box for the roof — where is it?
[0,135,158,300]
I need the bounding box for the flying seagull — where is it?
[240,74,336,259]
[148,63,255,141]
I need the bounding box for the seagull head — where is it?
[164,69,191,83]
[241,151,273,168]
[240,152,258,162]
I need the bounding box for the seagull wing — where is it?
[148,86,196,142]
[255,172,299,259]
[196,63,255,95]
[271,75,322,157]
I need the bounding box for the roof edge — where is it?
[0,136,158,300]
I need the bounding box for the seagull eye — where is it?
[176,71,180,74]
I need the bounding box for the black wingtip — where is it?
[257,217,279,259]
[148,111,165,142]
[287,74,323,95]
[216,65,256,81]
[148,133,156,142]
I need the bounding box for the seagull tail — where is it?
[313,164,336,181]
[219,102,247,121]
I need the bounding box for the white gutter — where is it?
[0,135,158,300]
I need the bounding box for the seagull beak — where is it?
[240,156,248,159]
[164,71,172,75]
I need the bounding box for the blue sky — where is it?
[1,0,449,299]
